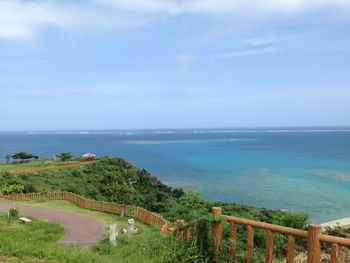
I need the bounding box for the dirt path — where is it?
[0,202,106,248]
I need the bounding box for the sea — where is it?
[1,127,350,223]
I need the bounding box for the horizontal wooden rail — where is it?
[175,208,350,263]
[177,216,206,231]
[3,193,350,262]
[0,192,171,230]
[224,215,308,238]
[320,234,350,247]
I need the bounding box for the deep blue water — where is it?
[1,128,350,223]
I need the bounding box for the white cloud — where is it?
[96,0,350,17]
[0,0,147,41]
[214,47,283,58]
[243,34,303,46]
[0,0,349,41]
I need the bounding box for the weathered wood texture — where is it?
[307,224,321,263]
[286,235,295,263]
[246,225,254,263]
[229,222,237,260]
[212,207,222,251]
[265,230,274,263]
[330,243,339,263]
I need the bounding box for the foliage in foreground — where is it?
[0,212,207,263]
[8,207,19,218]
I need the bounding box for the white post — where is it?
[109,223,118,246]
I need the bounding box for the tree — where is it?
[101,171,137,217]
[56,152,73,162]
[164,191,209,222]
[115,181,137,217]
[12,152,39,162]
[5,154,11,163]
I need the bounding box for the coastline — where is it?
[321,217,350,228]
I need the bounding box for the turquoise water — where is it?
[1,128,350,223]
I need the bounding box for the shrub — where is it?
[9,207,19,218]
[323,225,350,238]
[1,184,25,194]
[56,152,73,162]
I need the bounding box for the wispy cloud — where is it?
[214,47,283,58]
[96,0,350,17]
[1,0,349,41]
[243,34,303,46]
[0,0,147,41]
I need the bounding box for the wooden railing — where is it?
[2,193,348,261]
[177,207,350,263]
[0,192,170,229]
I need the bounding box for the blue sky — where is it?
[0,0,349,131]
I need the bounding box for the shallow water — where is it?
[1,128,350,223]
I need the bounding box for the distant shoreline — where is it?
[321,217,350,228]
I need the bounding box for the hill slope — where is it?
[0,157,308,227]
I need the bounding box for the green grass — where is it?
[0,199,172,263]
[0,254,60,262]
[0,160,91,174]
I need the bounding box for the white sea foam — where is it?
[23,128,350,135]
[119,138,256,145]
[25,130,177,135]
[192,129,350,133]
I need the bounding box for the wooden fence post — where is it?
[330,243,339,263]
[176,220,185,239]
[229,222,237,260]
[307,224,321,263]
[212,207,222,251]
[265,230,274,263]
[247,225,254,263]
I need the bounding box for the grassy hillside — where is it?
[0,158,183,213]
[0,160,92,174]
[0,158,308,225]
[0,157,310,261]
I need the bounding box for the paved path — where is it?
[0,202,106,248]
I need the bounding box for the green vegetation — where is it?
[0,157,311,262]
[0,206,208,263]
[0,159,90,174]
[1,184,24,194]
[8,207,19,218]
[55,152,73,162]
[5,154,11,163]
[324,225,350,238]
[0,158,183,213]
[10,152,39,163]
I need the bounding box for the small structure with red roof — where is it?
[82,153,96,161]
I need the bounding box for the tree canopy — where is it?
[12,152,39,162]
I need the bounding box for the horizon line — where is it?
[1,125,350,133]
